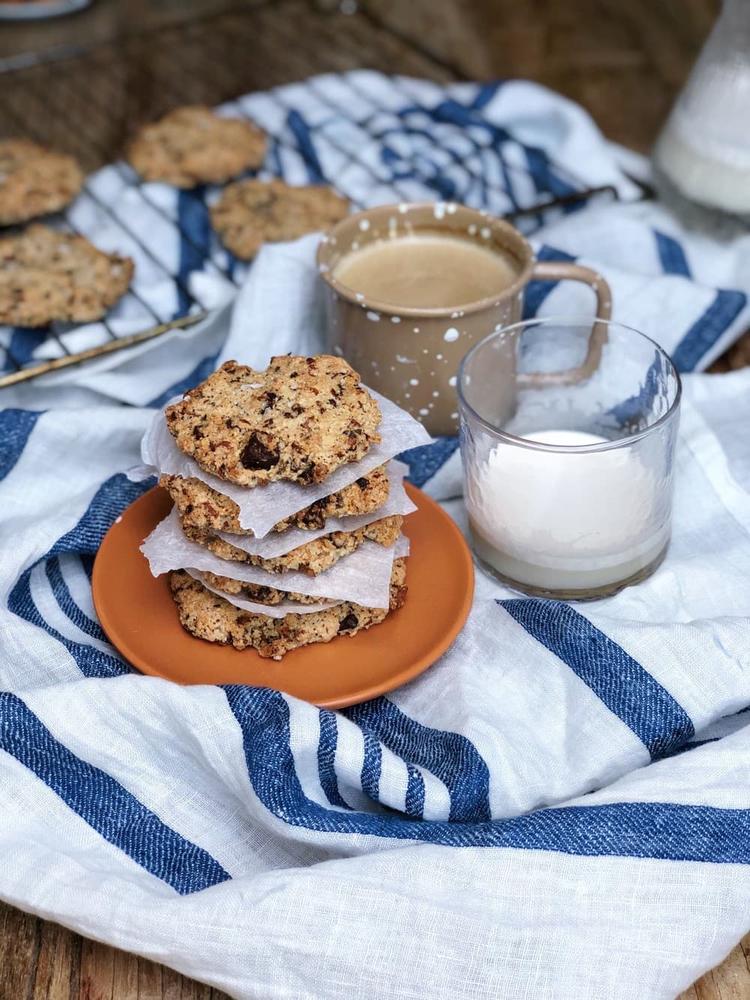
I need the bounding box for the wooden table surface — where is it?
[1,1,748,997]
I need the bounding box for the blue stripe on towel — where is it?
[426,93,576,208]
[0,408,43,481]
[0,694,230,894]
[469,81,503,110]
[9,328,49,366]
[672,289,747,372]
[317,710,350,810]
[404,765,426,819]
[7,474,152,678]
[500,601,695,758]
[7,566,128,679]
[80,553,94,581]
[380,138,458,201]
[654,230,691,277]
[663,737,719,759]
[360,731,382,801]
[399,436,460,489]
[226,686,750,861]
[174,187,211,319]
[345,698,491,822]
[523,146,577,201]
[287,109,326,183]
[427,99,520,208]
[45,556,108,642]
[53,473,152,555]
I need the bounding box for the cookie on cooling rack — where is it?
[210,177,349,259]
[159,464,391,536]
[164,356,381,487]
[127,106,267,188]
[0,139,84,226]
[0,224,134,327]
[169,559,407,658]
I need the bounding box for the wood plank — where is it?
[0,902,41,1000]
[137,956,166,1000]
[160,965,187,1000]
[709,333,750,373]
[111,946,139,999]
[681,938,750,1000]
[79,935,114,1000]
[696,939,750,1000]
[0,0,261,67]
[33,918,78,1000]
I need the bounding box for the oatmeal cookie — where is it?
[183,514,403,575]
[210,178,348,259]
[169,558,407,658]
[0,139,83,226]
[164,356,381,487]
[200,572,324,606]
[0,224,133,326]
[160,464,390,535]
[127,106,266,187]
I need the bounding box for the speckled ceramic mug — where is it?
[317,202,612,435]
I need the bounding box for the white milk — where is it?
[466,429,670,594]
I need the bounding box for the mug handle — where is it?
[517,261,613,387]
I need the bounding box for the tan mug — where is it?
[317,202,612,435]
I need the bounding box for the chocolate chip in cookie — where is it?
[240,432,280,471]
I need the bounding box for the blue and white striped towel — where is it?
[2,73,750,999]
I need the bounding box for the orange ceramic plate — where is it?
[92,484,474,708]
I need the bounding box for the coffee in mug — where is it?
[332,233,519,310]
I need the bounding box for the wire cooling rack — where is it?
[0,0,618,388]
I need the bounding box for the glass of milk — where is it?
[458,318,682,600]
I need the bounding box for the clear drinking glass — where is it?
[457,317,682,600]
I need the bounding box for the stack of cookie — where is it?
[141,355,430,659]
